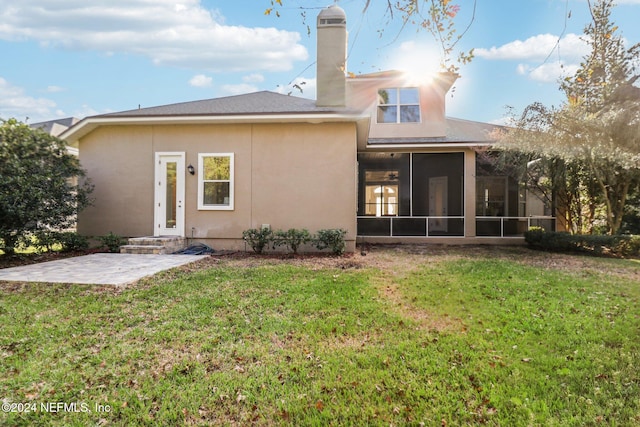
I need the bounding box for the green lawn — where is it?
[1,247,639,426]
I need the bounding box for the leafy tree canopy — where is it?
[499,0,640,235]
[0,118,93,253]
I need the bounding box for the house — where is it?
[31,117,80,138]
[31,117,80,156]
[61,5,555,252]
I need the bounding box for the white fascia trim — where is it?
[61,113,366,144]
[368,142,493,149]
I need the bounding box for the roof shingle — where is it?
[100,91,348,118]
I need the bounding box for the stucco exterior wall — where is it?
[250,123,356,234]
[78,126,155,237]
[77,121,357,251]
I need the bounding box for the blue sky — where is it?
[1,0,639,125]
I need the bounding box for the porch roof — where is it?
[367,117,505,147]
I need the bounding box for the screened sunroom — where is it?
[357,152,465,237]
[356,151,555,239]
[475,151,555,237]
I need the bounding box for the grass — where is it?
[1,247,639,426]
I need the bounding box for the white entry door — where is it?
[429,176,448,233]
[154,152,185,236]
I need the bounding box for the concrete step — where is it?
[127,237,186,247]
[120,236,187,254]
[120,245,165,255]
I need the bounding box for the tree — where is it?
[265,0,475,74]
[500,0,640,235]
[0,119,93,254]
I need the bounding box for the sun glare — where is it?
[392,41,443,86]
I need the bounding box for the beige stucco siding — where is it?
[77,121,357,250]
[78,126,155,237]
[250,123,356,233]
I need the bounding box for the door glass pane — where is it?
[165,162,177,228]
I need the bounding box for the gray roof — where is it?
[30,117,80,136]
[98,91,349,118]
[445,117,504,142]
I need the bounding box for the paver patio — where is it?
[0,253,209,286]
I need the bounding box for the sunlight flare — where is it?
[392,41,443,86]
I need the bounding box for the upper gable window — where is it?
[377,88,420,123]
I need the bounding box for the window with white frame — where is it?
[377,88,420,123]
[198,153,234,210]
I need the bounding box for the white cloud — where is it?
[0,0,308,72]
[275,77,316,100]
[72,104,101,119]
[488,116,514,127]
[476,33,589,84]
[0,77,58,122]
[189,74,213,88]
[476,33,589,62]
[517,61,580,83]
[243,73,265,83]
[220,83,258,95]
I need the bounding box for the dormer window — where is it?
[377,88,420,123]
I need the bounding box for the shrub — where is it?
[99,232,125,253]
[33,229,62,253]
[613,235,640,257]
[524,228,640,257]
[242,227,349,255]
[314,228,347,255]
[33,230,90,253]
[58,232,89,252]
[523,226,546,248]
[242,227,273,254]
[273,228,311,254]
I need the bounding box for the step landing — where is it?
[120,236,187,254]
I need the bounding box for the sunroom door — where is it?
[154,152,185,236]
[429,176,448,232]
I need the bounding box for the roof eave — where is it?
[61,112,366,146]
[366,140,494,149]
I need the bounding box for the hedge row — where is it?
[28,230,125,254]
[524,227,640,257]
[242,228,347,255]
